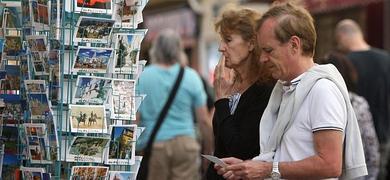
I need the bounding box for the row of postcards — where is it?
[1,0,148,32]
[20,164,141,180]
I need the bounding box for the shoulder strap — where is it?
[144,66,185,150]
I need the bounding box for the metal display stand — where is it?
[0,0,148,179]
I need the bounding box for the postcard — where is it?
[71,166,109,180]
[73,46,113,74]
[113,0,145,29]
[110,79,136,120]
[3,7,21,29]
[0,65,20,91]
[69,104,107,133]
[24,123,46,137]
[74,16,115,43]
[113,32,145,74]
[48,50,60,103]
[26,35,48,52]
[3,36,22,56]
[31,0,50,31]
[0,0,21,7]
[67,136,110,163]
[27,93,51,119]
[75,0,113,14]
[20,167,46,180]
[73,75,112,105]
[106,125,137,165]
[0,94,23,124]
[109,171,136,180]
[201,155,227,168]
[22,0,32,26]
[24,80,46,94]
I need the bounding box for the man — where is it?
[216,3,367,179]
[335,19,390,180]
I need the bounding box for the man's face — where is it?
[257,18,292,81]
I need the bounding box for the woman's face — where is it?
[218,33,253,69]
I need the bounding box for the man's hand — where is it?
[215,157,243,179]
[226,160,272,180]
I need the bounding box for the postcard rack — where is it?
[0,0,149,179]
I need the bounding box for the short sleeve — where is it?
[309,79,347,132]
[187,68,207,108]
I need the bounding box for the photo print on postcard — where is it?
[26,35,48,52]
[3,36,22,56]
[75,0,113,14]
[69,104,107,133]
[20,167,45,180]
[30,0,50,31]
[110,79,136,120]
[73,46,113,74]
[67,136,110,163]
[109,171,136,180]
[27,93,51,119]
[24,80,46,94]
[71,166,109,180]
[113,32,145,74]
[73,75,112,105]
[113,0,145,28]
[74,16,115,43]
[23,123,51,164]
[106,125,137,165]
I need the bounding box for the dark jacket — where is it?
[205,82,273,180]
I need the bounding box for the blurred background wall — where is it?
[139,0,390,83]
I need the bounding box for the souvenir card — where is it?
[113,0,145,28]
[22,0,32,26]
[24,123,47,137]
[20,55,30,80]
[74,16,115,43]
[0,39,4,69]
[26,35,48,52]
[20,167,46,180]
[69,104,107,133]
[113,32,145,74]
[106,125,137,165]
[33,60,48,76]
[1,126,18,164]
[73,46,113,74]
[109,171,136,180]
[0,0,22,7]
[3,7,22,30]
[48,50,60,103]
[30,0,50,31]
[110,79,136,120]
[73,75,112,105]
[67,136,110,163]
[0,94,23,124]
[75,0,113,14]
[3,36,22,56]
[71,166,109,180]
[27,93,51,119]
[24,80,46,94]
[0,65,20,91]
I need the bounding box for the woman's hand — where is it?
[214,55,236,100]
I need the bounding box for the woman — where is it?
[206,6,274,179]
[136,29,212,180]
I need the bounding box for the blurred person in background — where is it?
[318,51,380,180]
[205,5,274,180]
[136,29,213,180]
[335,19,390,180]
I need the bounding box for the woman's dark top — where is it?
[205,82,274,180]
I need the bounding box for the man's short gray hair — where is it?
[149,29,183,64]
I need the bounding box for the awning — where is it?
[303,0,383,13]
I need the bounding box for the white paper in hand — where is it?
[201,155,227,168]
